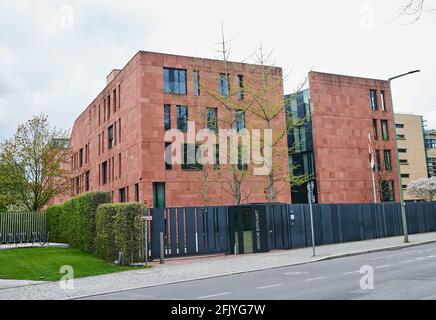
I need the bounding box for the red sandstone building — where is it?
[65,51,291,208]
[287,71,400,204]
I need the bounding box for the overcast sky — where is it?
[0,0,435,139]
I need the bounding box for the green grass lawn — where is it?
[0,247,146,281]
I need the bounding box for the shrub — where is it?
[45,192,112,253]
[95,204,118,262]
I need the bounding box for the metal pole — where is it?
[371,165,377,204]
[388,77,416,243]
[144,208,148,266]
[159,232,165,264]
[307,182,316,257]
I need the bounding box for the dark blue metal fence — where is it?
[149,202,436,259]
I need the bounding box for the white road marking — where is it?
[427,255,436,258]
[256,284,283,290]
[401,259,415,264]
[197,292,229,299]
[416,257,426,260]
[284,271,308,276]
[344,271,360,275]
[375,264,391,269]
[305,276,328,282]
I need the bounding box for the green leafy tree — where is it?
[0,114,70,212]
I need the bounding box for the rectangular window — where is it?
[102,161,108,185]
[235,109,245,133]
[119,188,126,203]
[193,70,200,96]
[163,68,187,95]
[108,125,114,149]
[376,150,381,172]
[118,153,122,178]
[370,89,378,111]
[164,105,171,131]
[238,145,248,171]
[182,144,203,171]
[399,159,409,165]
[384,150,392,171]
[381,90,387,112]
[176,105,188,132]
[103,100,106,122]
[113,89,117,112]
[118,119,121,143]
[207,107,218,132]
[79,148,84,167]
[381,120,389,140]
[85,171,90,192]
[135,183,140,202]
[98,104,101,125]
[98,134,101,155]
[381,180,395,202]
[165,143,172,170]
[238,75,244,100]
[373,119,378,140]
[396,123,404,129]
[398,148,407,153]
[401,173,410,178]
[220,73,230,96]
[107,95,111,119]
[397,134,406,140]
[214,144,220,170]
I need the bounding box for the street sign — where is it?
[143,216,153,221]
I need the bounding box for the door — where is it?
[153,183,166,209]
[230,207,254,254]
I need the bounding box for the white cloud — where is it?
[0,0,435,141]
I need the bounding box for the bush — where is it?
[95,203,146,265]
[45,192,112,253]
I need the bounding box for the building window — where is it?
[373,119,378,140]
[118,119,121,143]
[119,188,126,203]
[396,123,404,129]
[163,68,187,95]
[85,171,90,192]
[108,125,114,149]
[118,153,122,178]
[164,105,171,131]
[207,107,218,132]
[401,173,410,178]
[398,148,407,153]
[370,89,378,111]
[176,105,188,132]
[238,75,244,100]
[381,120,389,140]
[102,161,108,185]
[399,159,409,165]
[113,89,117,112]
[235,109,245,133]
[193,70,200,96]
[107,95,111,119]
[135,183,140,202]
[376,150,381,172]
[79,148,84,167]
[220,73,230,96]
[381,90,387,112]
[384,150,392,171]
[238,145,248,171]
[381,180,395,202]
[165,143,172,170]
[182,144,203,171]
[214,145,220,170]
[397,134,406,140]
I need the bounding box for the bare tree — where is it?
[397,0,435,22]
[0,114,70,211]
[407,177,436,201]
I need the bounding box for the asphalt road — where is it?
[80,242,436,300]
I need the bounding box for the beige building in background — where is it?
[395,114,428,201]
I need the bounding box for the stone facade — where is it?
[60,51,291,208]
[308,71,400,203]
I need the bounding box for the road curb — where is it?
[67,238,436,300]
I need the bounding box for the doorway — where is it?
[153,182,166,208]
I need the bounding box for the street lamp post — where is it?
[388,70,420,244]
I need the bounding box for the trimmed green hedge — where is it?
[46,192,112,253]
[95,203,146,265]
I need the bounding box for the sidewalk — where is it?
[1,232,436,300]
